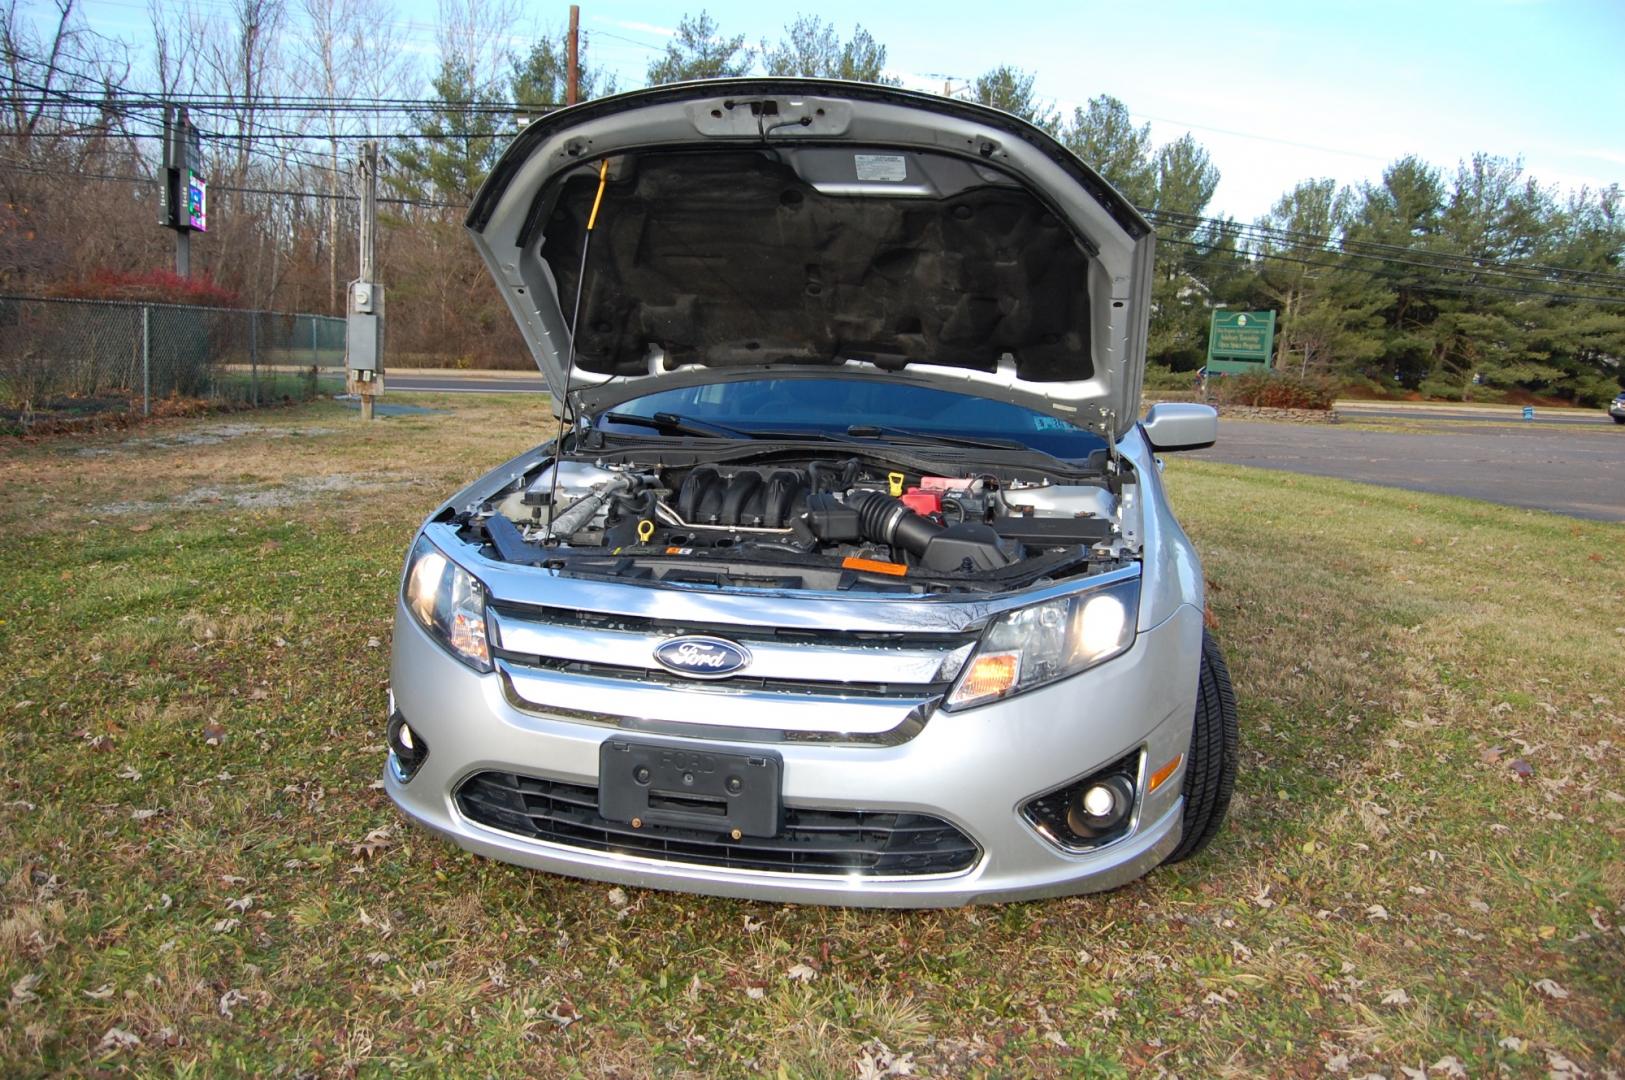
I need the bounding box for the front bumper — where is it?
[385,598,1204,907]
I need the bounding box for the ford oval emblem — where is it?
[652,636,752,679]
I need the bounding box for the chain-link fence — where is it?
[0,295,347,430]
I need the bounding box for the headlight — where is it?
[402,536,491,672]
[946,577,1139,709]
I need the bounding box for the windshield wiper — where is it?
[603,411,754,439]
[845,424,1032,452]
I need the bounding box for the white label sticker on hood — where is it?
[853,153,908,182]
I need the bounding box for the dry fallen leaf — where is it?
[1365,904,1390,921]
[606,887,628,908]
[202,721,227,746]
[786,963,818,983]
[1381,988,1411,1006]
[98,1027,141,1052]
[218,988,248,1018]
[82,983,115,1000]
[1531,978,1569,1000]
[10,973,42,1005]
[351,827,393,859]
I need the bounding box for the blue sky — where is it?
[35,0,1625,220]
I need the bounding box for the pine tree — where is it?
[646,12,754,85]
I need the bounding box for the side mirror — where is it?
[1142,403,1217,452]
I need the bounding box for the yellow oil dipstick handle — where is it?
[636,519,655,544]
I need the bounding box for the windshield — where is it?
[597,377,1108,459]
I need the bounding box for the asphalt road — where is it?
[389,373,548,393]
[1193,419,1625,522]
[382,372,1623,521]
[1335,402,1613,427]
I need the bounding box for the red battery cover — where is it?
[900,487,942,517]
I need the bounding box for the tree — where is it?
[646,11,753,85]
[389,59,505,203]
[1345,156,1447,387]
[761,16,898,83]
[1061,95,1154,206]
[969,65,1059,134]
[296,0,407,309]
[1146,134,1222,367]
[511,28,617,108]
[1253,179,1384,374]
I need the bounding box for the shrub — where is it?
[1143,364,1201,390]
[50,269,241,308]
[1210,370,1337,410]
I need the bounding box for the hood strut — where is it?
[543,157,612,546]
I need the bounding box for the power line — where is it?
[3,153,1615,304]
[1144,208,1624,290]
[0,160,468,209]
[1156,236,1625,306]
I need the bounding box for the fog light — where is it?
[1021,752,1140,852]
[1082,784,1117,817]
[1066,774,1134,838]
[387,710,428,782]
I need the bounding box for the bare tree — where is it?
[297,0,406,309]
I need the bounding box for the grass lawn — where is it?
[1,397,1621,1077]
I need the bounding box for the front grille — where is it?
[486,601,978,700]
[457,770,980,877]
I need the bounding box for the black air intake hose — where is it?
[845,489,941,557]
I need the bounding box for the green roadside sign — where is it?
[1206,310,1276,374]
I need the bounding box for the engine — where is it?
[481,452,1127,589]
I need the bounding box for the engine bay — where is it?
[450,445,1137,594]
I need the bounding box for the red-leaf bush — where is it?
[50,269,241,308]
[1210,371,1337,410]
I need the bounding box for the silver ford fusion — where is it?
[385,79,1238,906]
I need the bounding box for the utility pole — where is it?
[346,141,384,420]
[566,5,580,106]
[159,105,205,276]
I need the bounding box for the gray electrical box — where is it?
[348,312,380,373]
[346,281,385,375]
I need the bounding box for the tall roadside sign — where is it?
[1206,310,1276,374]
[159,106,206,276]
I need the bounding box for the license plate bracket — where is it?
[599,738,782,838]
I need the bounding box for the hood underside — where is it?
[467,80,1156,437]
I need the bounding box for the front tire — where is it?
[1163,630,1238,864]
[1613,415,1625,425]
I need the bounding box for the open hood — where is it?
[467,79,1155,438]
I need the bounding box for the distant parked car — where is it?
[1610,391,1625,424]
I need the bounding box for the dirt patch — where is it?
[73,422,340,455]
[97,472,412,514]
